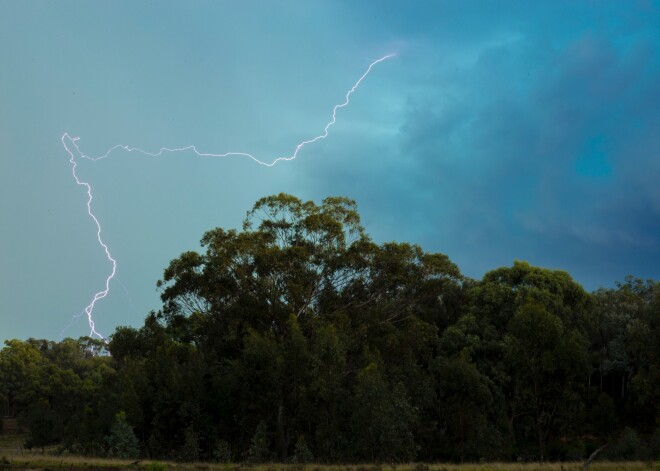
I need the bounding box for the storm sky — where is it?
[1,1,659,342]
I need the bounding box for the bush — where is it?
[650,427,660,460]
[565,439,586,461]
[292,435,313,464]
[24,404,61,451]
[177,426,200,462]
[212,439,232,463]
[605,427,646,460]
[105,411,140,459]
[247,421,272,463]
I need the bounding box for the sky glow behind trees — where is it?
[1,1,659,341]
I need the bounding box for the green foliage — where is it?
[212,439,233,463]
[565,438,586,461]
[292,435,313,463]
[105,411,139,459]
[504,303,589,461]
[352,362,418,462]
[1,194,659,464]
[248,421,272,464]
[177,426,200,462]
[434,354,491,462]
[24,402,60,452]
[605,427,646,461]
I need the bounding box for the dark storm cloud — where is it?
[297,1,660,288]
[391,25,660,287]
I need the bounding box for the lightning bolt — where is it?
[61,134,116,341]
[61,53,395,340]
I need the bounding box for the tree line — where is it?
[1,194,659,463]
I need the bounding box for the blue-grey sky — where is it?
[1,1,659,342]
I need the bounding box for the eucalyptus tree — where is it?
[153,194,464,461]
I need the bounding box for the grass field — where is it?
[1,457,658,471]
[1,420,657,471]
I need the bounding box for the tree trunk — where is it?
[277,401,289,460]
[538,427,545,463]
[535,381,545,463]
[583,443,608,470]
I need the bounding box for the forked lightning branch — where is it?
[60,54,396,341]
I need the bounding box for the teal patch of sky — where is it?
[3,0,660,343]
[575,136,612,178]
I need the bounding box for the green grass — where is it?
[0,418,24,457]
[0,423,656,471]
[0,458,657,471]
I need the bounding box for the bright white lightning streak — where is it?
[61,53,395,340]
[61,134,116,341]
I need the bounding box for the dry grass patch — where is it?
[0,456,656,471]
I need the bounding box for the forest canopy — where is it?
[1,194,659,463]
